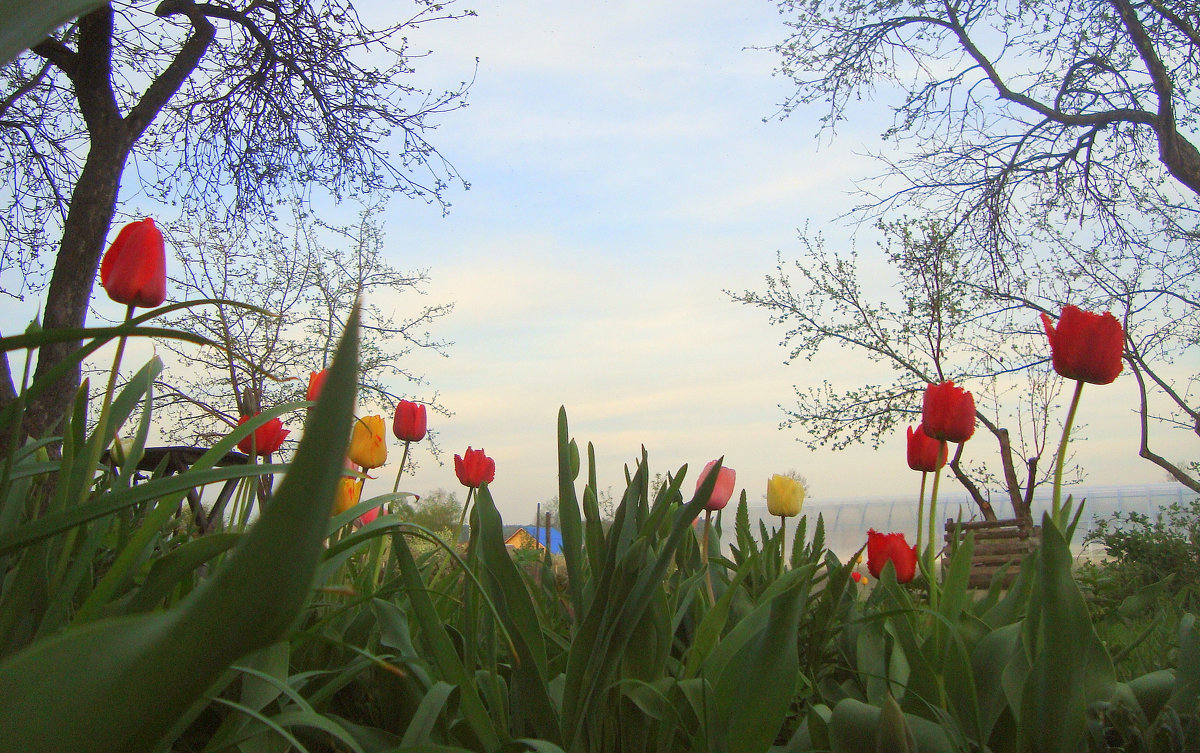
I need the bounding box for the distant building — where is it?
[504,526,563,555]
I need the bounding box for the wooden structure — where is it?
[102,446,250,533]
[503,525,564,555]
[943,517,1041,589]
[505,527,542,551]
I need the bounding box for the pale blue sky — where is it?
[353,0,1195,522]
[5,0,1194,527]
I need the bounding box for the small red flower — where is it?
[1040,305,1124,385]
[906,423,947,472]
[695,459,736,511]
[867,529,918,583]
[454,446,495,488]
[851,571,867,584]
[100,218,167,308]
[392,400,428,442]
[921,381,976,443]
[235,414,290,456]
[306,369,329,403]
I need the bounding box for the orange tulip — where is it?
[306,369,329,403]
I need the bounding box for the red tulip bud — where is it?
[906,423,947,472]
[866,529,917,583]
[1041,305,1124,385]
[100,218,166,308]
[235,414,290,456]
[454,446,495,488]
[921,381,975,443]
[392,400,428,442]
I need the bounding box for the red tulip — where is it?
[358,506,382,526]
[392,400,428,442]
[1040,305,1124,385]
[454,446,495,488]
[100,218,167,308]
[866,529,918,583]
[906,423,947,472]
[921,381,975,443]
[695,459,736,511]
[306,369,328,403]
[235,414,290,456]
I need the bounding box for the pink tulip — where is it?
[695,459,736,511]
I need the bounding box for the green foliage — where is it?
[1078,500,1200,684]
[1083,500,1200,613]
[0,304,1196,752]
[0,0,103,66]
[0,307,360,751]
[399,488,463,540]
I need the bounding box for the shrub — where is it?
[1084,499,1200,613]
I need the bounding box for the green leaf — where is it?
[0,462,287,557]
[1168,613,1198,713]
[391,531,501,751]
[0,0,102,75]
[557,407,585,619]
[683,552,759,679]
[0,306,361,752]
[970,622,1022,743]
[473,485,561,742]
[399,681,457,748]
[713,566,812,753]
[1018,513,1115,753]
[125,533,240,613]
[876,693,916,753]
[828,699,955,753]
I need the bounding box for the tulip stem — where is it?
[392,440,411,494]
[92,305,136,472]
[101,305,136,419]
[915,471,928,556]
[457,487,476,544]
[779,515,787,572]
[1052,379,1086,519]
[703,510,715,604]
[925,462,944,604]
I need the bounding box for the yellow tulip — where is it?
[332,476,364,515]
[348,415,388,469]
[767,474,805,517]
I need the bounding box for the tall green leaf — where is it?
[1018,513,1115,753]
[0,307,361,752]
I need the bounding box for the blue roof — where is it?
[529,527,563,554]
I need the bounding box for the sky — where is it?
[336,0,1196,524]
[5,0,1195,529]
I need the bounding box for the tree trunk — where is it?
[21,132,132,439]
[11,4,213,439]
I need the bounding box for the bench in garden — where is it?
[102,445,249,533]
[943,516,1041,589]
